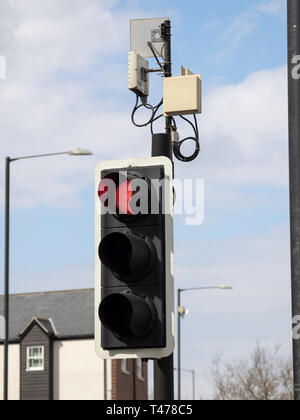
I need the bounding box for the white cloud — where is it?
[175,224,291,309]
[174,66,288,190]
[0,0,152,208]
[217,12,257,61]
[10,263,94,294]
[257,0,285,16]
[11,0,129,78]
[0,1,289,211]
[206,1,284,63]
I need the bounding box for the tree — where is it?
[210,344,293,400]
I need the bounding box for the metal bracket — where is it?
[151,28,163,43]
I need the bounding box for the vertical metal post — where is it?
[3,157,10,401]
[153,355,174,400]
[133,360,137,400]
[103,359,107,400]
[192,370,195,401]
[152,19,174,402]
[177,289,181,400]
[288,0,300,401]
[163,20,172,137]
[152,132,174,400]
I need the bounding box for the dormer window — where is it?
[26,346,44,372]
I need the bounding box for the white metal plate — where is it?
[130,18,169,58]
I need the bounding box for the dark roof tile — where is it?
[0,289,94,342]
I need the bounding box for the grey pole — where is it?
[103,359,107,400]
[192,369,195,401]
[152,133,174,401]
[3,157,10,401]
[163,20,172,136]
[177,289,182,400]
[152,19,174,401]
[152,132,174,401]
[288,0,300,401]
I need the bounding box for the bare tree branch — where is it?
[209,344,293,400]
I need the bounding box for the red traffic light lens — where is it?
[116,179,133,216]
[98,172,134,216]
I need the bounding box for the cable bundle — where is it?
[131,94,200,162]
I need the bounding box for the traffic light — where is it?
[95,157,174,360]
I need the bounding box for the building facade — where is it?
[0,289,147,400]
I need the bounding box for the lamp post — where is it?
[177,285,233,401]
[3,148,92,401]
[174,368,195,400]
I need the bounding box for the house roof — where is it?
[19,317,57,339]
[0,289,94,342]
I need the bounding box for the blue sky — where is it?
[0,0,290,399]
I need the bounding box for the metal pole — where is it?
[177,289,181,400]
[133,360,137,401]
[152,132,174,400]
[154,355,174,400]
[3,157,10,401]
[288,0,300,401]
[192,370,195,401]
[163,20,172,136]
[152,19,174,401]
[103,359,107,400]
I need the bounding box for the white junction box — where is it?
[128,51,149,98]
[163,74,202,116]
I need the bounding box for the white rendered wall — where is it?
[53,339,108,400]
[0,344,20,400]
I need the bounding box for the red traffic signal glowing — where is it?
[95,157,174,360]
[98,172,133,216]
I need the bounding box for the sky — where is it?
[0,0,290,399]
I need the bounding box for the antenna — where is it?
[130,18,169,58]
[128,18,202,163]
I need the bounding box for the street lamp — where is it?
[174,368,196,400]
[3,147,93,400]
[177,285,233,401]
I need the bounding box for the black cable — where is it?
[173,115,200,162]
[131,95,164,129]
[131,41,201,163]
[150,99,164,134]
[160,42,166,60]
[147,42,163,70]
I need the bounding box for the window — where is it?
[136,359,144,381]
[26,346,44,372]
[121,359,129,374]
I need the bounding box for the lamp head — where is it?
[68,148,93,156]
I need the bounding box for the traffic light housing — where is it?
[95,157,174,360]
